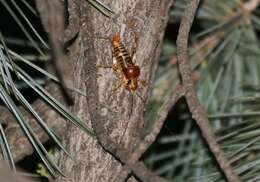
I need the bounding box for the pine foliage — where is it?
[146,0,260,181]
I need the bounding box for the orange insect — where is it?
[98,33,145,103]
[111,34,141,92]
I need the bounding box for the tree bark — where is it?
[56,0,173,181]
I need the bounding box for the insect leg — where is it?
[111,81,123,93]
[96,64,113,69]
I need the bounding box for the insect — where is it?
[111,34,141,92]
[98,33,145,103]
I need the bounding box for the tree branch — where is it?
[56,0,175,181]
[35,0,73,104]
[176,0,240,181]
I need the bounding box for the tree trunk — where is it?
[56,0,174,181]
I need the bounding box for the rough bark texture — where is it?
[56,0,173,181]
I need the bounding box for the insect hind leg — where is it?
[96,64,112,69]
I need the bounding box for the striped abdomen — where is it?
[111,34,140,91]
[112,34,133,68]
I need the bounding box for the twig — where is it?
[176,0,240,181]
